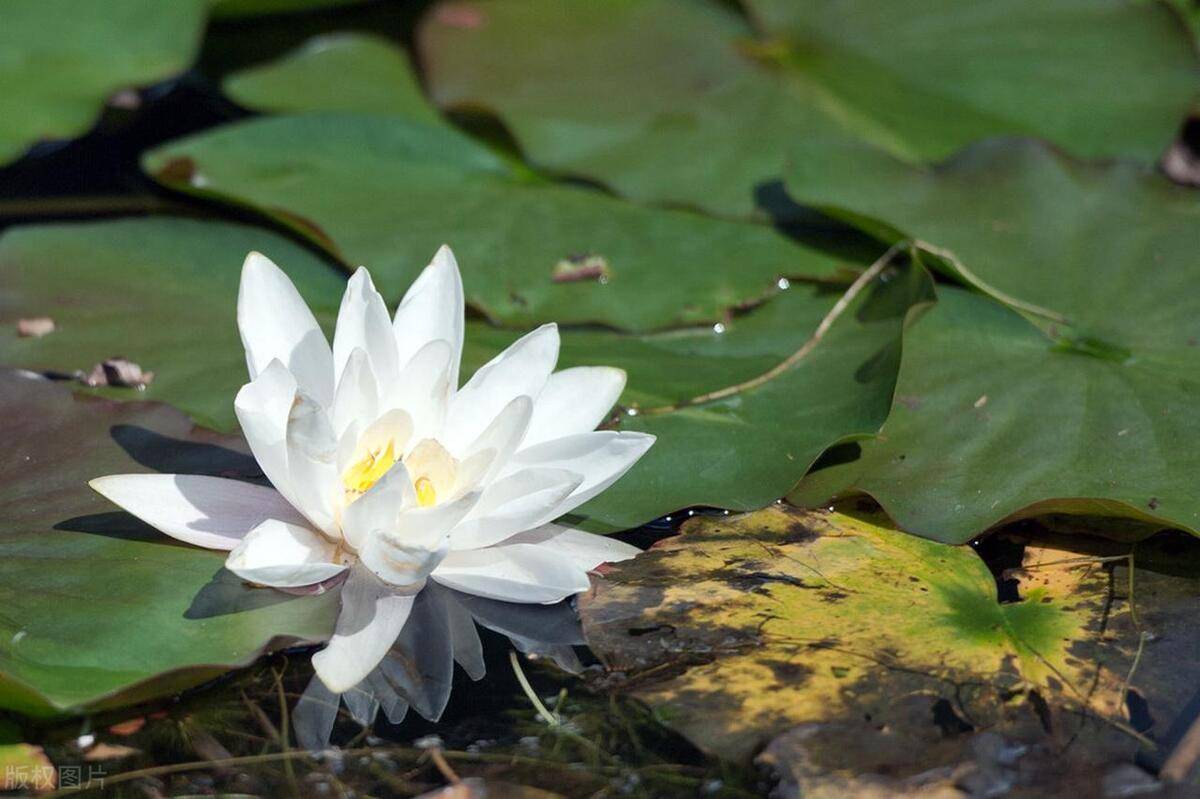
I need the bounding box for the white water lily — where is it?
[91,245,652,693]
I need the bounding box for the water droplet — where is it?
[776,277,791,290]
[712,322,726,334]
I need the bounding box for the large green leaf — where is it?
[0,369,338,718]
[142,113,854,331]
[0,217,344,431]
[223,33,441,122]
[418,0,1197,219]
[525,261,935,531]
[582,506,1196,774]
[0,0,206,165]
[786,138,1200,542]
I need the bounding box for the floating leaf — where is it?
[581,506,1197,772]
[0,217,344,431]
[785,138,1200,542]
[0,0,206,165]
[419,0,1196,218]
[223,33,442,122]
[143,113,853,330]
[0,369,337,717]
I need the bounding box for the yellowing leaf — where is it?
[581,506,1195,770]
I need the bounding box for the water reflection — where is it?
[293,581,584,750]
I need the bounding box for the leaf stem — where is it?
[641,241,908,415]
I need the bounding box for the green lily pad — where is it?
[785,138,1200,542]
[0,369,338,718]
[0,0,206,165]
[418,0,1196,218]
[142,112,853,331]
[521,260,935,531]
[223,33,441,122]
[0,217,344,432]
[581,506,1196,767]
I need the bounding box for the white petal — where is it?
[285,390,340,535]
[505,431,655,511]
[441,324,558,453]
[331,348,379,439]
[393,245,464,391]
[333,268,401,399]
[89,474,306,551]
[238,251,334,406]
[358,492,479,586]
[449,468,583,551]
[432,544,591,603]
[523,367,626,448]
[313,566,417,694]
[234,360,299,509]
[292,676,340,752]
[439,590,485,681]
[341,461,415,552]
[454,395,533,484]
[390,339,453,443]
[225,519,346,587]
[347,408,414,471]
[501,524,641,570]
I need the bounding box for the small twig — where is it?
[428,747,461,785]
[1118,631,1151,714]
[272,663,300,797]
[508,651,618,764]
[510,650,560,726]
[241,689,281,746]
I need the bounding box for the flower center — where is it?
[341,435,457,509]
[342,440,398,497]
[414,476,437,507]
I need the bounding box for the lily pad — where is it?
[0,217,345,431]
[0,369,338,718]
[581,506,1198,772]
[142,112,852,330]
[0,0,206,165]
[559,263,934,531]
[223,33,441,122]
[785,138,1200,542]
[418,0,1196,218]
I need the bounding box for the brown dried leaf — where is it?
[81,357,154,389]
[551,254,611,284]
[16,317,55,338]
[83,742,140,762]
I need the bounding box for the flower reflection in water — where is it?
[293,581,584,750]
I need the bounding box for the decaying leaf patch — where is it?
[580,506,1200,795]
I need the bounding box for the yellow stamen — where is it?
[415,476,437,508]
[342,440,398,496]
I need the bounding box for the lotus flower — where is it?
[91,246,651,693]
